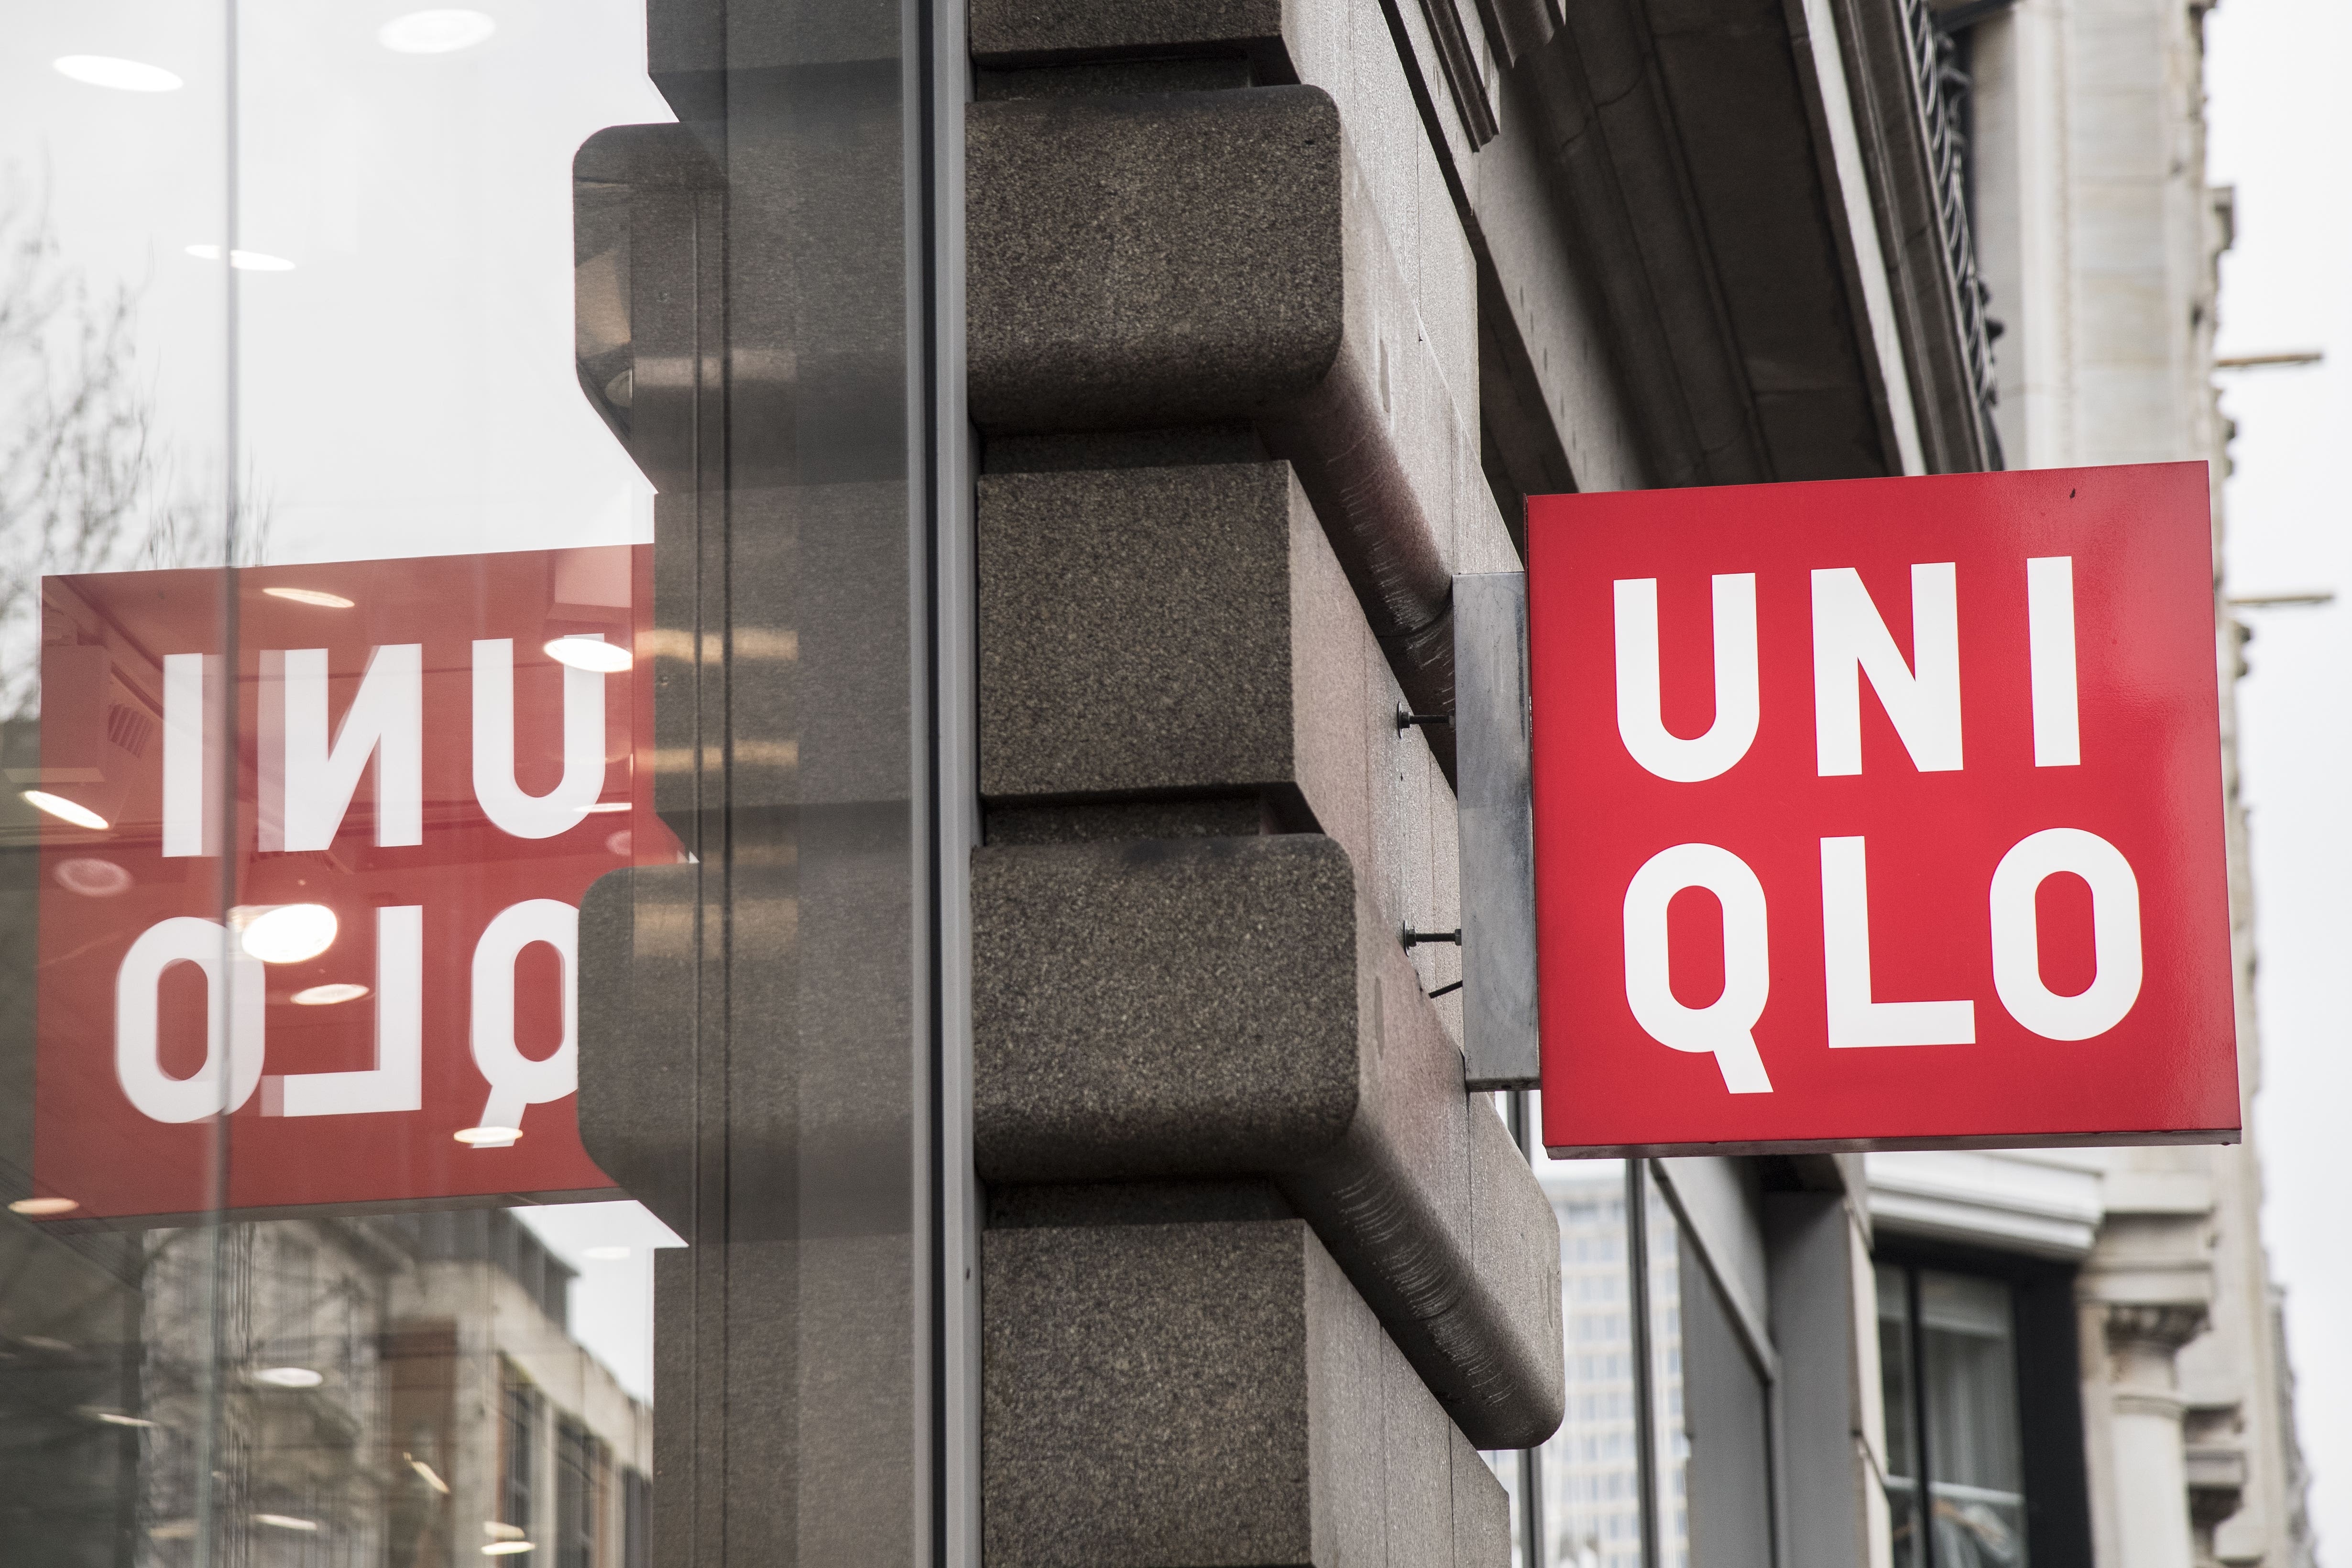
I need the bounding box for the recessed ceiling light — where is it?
[252,1366,324,1389]
[407,1454,452,1494]
[543,636,632,673]
[253,1514,321,1533]
[292,982,370,1007]
[455,1126,522,1146]
[379,10,497,54]
[263,585,353,607]
[91,1410,161,1428]
[8,1196,79,1217]
[185,244,296,273]
[481,1545,536,1557]
[55,857,132,897]
[22,790,108,831]
[53,55,184,92]
[236,904,339,964]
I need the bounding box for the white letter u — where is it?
[1614,575,1760,782]
[473,638,609,839]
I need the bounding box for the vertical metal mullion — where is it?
[1507,1091,1547,1568]
[192,2,243,1561]
[920,0,979,1557]
[1909,1267,1936,1568]
[1628,1160,1661,1568]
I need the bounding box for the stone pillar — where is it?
[2101,1303,2208,1568]
[957,7,1559,1561]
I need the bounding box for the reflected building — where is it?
[0,1204,647,1568]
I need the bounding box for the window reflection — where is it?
[2,5,677,1559]
[0,1200,659,1563]
[1878,1262,2030,1568]
[1544,1161,1641,1568]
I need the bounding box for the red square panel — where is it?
[1530,464,2237,1154]
[29,547,672,1220]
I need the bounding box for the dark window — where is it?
[1878,1263,2031,1568]
[556,1416,609,1568]
[501,1369,542,1546]
[622,1467,652,1568]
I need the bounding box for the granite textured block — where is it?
[968,87,1523,745]
[969,87,1344,435]
[977,459,1464,1012]
[972,833,1564,1448]
[971,0,1298,81]
[978,462,1305,802]
[982,1217,1511,1567]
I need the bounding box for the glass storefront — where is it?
[1,2,952,1562]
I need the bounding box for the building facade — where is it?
[1867,1,2315,1565]
[0,0,2308,1567]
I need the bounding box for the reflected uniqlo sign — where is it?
[1531,463,2238,1154]
[31,547,660,1219]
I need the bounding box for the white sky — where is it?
[2205,0,2352,1553]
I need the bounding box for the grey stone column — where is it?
[2098,1302,2208,1568]
[959,11,1559,1564]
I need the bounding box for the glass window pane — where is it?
[1647,1174,1691,1568]
[1510,1095,1637,1568]
[1549,1158,1639,1568]
[1877,1263,1925,1568]
[3,7,236,1559]
[1677,1226,1771,1568]
[2,0,927,1551]
[1920,1269,2028,1568]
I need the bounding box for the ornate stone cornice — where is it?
[2104,1301,2210,1356]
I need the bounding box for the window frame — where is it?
[1871,1236,2094,1568]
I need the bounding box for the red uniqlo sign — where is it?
[1530,463,2237,1155]
[30,547,666,1220]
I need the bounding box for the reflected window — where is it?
[556,1414,609,1568]
[502,1367,544,1549]
[1878,1263,2030,1568]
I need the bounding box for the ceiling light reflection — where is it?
[238,904,339,964]
[544,636,632,673]
[8,1196,79,1217]
[263,585,355,608]
[252,1366,324,1389]
[55,857,132,896]
[53,55,184,92]
[292,983,370,1007]
[22,791,108,830]
[380,10,498,53]
[185,244,296,272]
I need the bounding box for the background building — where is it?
[1868,1,2315,1564]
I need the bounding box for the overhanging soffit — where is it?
[1488,0,1996,485]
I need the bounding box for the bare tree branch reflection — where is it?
[0,167,270,720]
